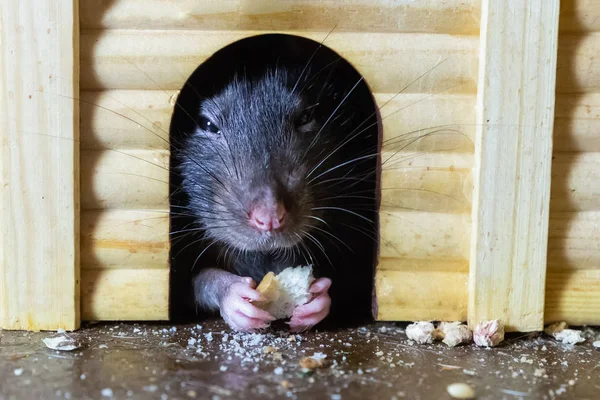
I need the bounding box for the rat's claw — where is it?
[224,311,270,332]
[288,289,331,333]
[309,277,332,294]
[220,280,275,332]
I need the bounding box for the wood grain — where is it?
[559,0,600,33]
[548,212,600,271]
[81,210,169,270]
[556,33,600,93]
[80,30,479,93]
[80,0,481,35]
[81,268,169,320]
[80,90,175,150]
[550,153,600,212]
[80,149,169,210]
[80,90,476,150]
[468,0,560,332]
[379,208,471,260]
[0,0,80,330]
[375,258,468,321]
[545,269,600,325]
[554,94,600,152]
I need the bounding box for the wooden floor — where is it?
[0,320,598,399]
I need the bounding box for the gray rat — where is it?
[169,34,379,332]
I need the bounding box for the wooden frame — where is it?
[467,0,560,332]
[1,0,80,330]
[2,0,599,332]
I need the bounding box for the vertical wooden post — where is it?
[468,0,560,332]
[0,1,80,330]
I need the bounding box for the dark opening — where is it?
[169,34,381,327]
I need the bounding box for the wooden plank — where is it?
[554,94,600,152]
[80,0,481,35]
[80,30,479,93]
[81,269,169,321]
[81,210,169,270]
[381,167,473,214]
[547,211,600,271]
[378,93,476,145]
[556,33,600,94]
[81,90,476,150]
[468,0,560,332]
[550,153,600,212]
[379,208,471,260]
[545,269,600,325]
[81,149,169,210]
[0,0,80,330]
[375,258,468,321]
[80,90,175,150]
[559,0,600,33]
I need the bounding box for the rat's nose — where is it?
[249,202,287,232]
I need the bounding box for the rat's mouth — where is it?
[248,229,302,251]
[208,225,305,253]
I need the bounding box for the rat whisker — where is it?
[304,215,331,228]
[301,229,333,268]
[305,223,353,253]
[291,24,338,95]
[311,206,374,224]
[191,239,219,273]
[306,76,364,155]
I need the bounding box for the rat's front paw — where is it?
[220,278,275,332]
[288,278,332,333]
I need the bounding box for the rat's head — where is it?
[179,69,341,252]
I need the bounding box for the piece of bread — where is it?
[254,265,315,320]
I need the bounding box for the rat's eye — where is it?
[198,116,220,134]
[295,109,314,127]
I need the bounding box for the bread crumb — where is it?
[473,319,504,347]
[274,367,284,375]
[544,321,568,335]
[299,356,325,369]
[534,368,546,377]
[101,388,113,397]
[440,323,472,347]
[447,383,475,399]
[406,321,435,344]
[280,380,292,389]
[552,329,585,345]
[14,368,23,376]
[263,346,277,353]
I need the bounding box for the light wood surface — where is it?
[379,208,470,260]
[81,149,169,209]
[547,1,600,325]
[375,258,468,321]
[468,0,560,332]
[554,94,600,152]
[556,33,600,93]
[81,210,169,270]
[545,269,600,325]
[559,0,600,33]
[80,30,479,93]
[0,0,80,330]
[79,0,481,34]
[81,268,169,320]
